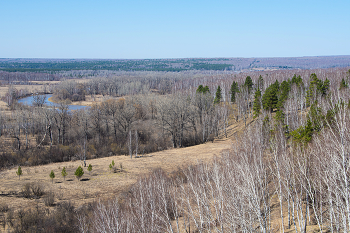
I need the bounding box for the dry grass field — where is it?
[0,139,232,213]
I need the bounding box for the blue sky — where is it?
[1,0,349,59]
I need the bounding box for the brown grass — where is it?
[0,139,232,213]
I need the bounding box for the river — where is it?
[18,94,88,111]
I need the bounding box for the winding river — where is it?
[18,94,88,111]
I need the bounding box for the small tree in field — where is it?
[49,170,55,183]
[87,164,92,175]
[61,167,67,181]
[75,166,84,181]
[16,166,23,180]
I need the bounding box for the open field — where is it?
[0,139,232,213]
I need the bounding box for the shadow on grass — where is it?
[80,178,90,182]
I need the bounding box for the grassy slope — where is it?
[0,139,232,212]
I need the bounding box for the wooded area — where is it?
[0,66,350,232]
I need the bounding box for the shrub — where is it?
[22,183,31,198]
[31,182,45,197]
[0,203,9,212]
[44,191,55,206]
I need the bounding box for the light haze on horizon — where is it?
[1,0,349,59]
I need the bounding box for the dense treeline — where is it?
[1,56,350,73]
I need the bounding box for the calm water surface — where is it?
[18,94,88,111]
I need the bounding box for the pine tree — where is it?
[262,80,279,112]
[340,78,348,89]
[16,166,23,180]
[75,166,84,181]
[203,85,210,94]
[87,164,92,175]
[253,89,262,118]
[196,85,204,93]
[196,85,210,94]
[306,74,329,106]
[230,81,239,103]
[214,86,222,104]
[291,74,303,86]
[61,167,67,181]
[244,76,253,93]
[49,170,55,183]
[276,80,291,110]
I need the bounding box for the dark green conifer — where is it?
[244,76,253,93]
[253,89,261,118]
[230,81,239,103]
[214,86,222,104]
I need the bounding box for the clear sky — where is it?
[1,0,349,59]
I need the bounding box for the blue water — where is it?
[18,94,88,111]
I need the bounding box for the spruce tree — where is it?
[196,85,204,93]
[262,80,279,112]
[230,81,239,103]
[214,86,222,104]
[49,170,55,183]
[75,166,84,181]
[87,164,92,175]
[197,85,210,94]
[61,167,67,181]
[253,89,262,118]
[202,85,210,94]
[340,78,348,89]
[16,166,23,180]
[244,76,253,93]
[276,80,291,110]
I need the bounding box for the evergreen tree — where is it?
[75,166,84,181]
[202,85,210,94]
[262,80,279,112]
[49,170,55,183]
[276,80,291,110]
[87,164,92,175]
[16,166,23,180]
[230,81,239,103]
[340,78,348,89]
[291,74,303,86]
[290,118,314,144]
[244,76,253,93]
[306,74,330,106]
[307,101,324,132]
[321,78,330,96]
[214,86,222,104]
[196,85,204,93]
[253,89,262,118]
[61,167,67,181]
[196,85,210,94]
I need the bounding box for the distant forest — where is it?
[1,56,350,73]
